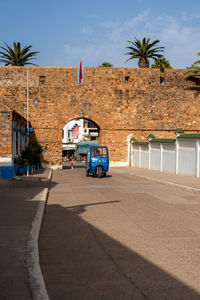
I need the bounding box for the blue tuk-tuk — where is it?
[86,146,109,178]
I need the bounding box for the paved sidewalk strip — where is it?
[0,168,52,300]
[111,167,200,192]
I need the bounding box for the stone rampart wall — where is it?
[0,66,199,167]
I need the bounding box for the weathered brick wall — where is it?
[0,104,13,158]
[0,66,199,166]
[0,103,28,161]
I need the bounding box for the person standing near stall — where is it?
[71,158,74,170]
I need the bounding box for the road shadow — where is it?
[30,168,46,175]
[39,200,200,300]
[62,163,112,178]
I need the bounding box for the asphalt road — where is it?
[39,168,200,300]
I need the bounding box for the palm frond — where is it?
[185,52,200,78]
[0,42,39,66]
[125,37,164,67]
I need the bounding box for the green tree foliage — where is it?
[125,37,164,68]
[151,57,172,70]
[148,134,155,140]
[185,52,200,78]
[175,128,184,134]
[0,42,39,66]
[99,62,113,67]
[21,138,47,164]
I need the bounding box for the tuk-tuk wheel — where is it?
[86,170,89,177]
[97,166,103,178]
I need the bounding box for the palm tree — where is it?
[151,57,172,83]
[0,42,39,66]
[125,37,164,68]
[185,52,200,78]
[151,57,172,70]
[99,62,113,67]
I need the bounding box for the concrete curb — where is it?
[40,169,52,182]
[129,173,200,193]
[27,188,50,300]
[48,169,53,181]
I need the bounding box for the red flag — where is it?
[79,60,83,83]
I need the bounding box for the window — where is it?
[125,76,129,84]
[92,147,107,158]
[39,76,46,87]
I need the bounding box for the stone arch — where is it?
[61,117,100,134]
[62,117,101,165]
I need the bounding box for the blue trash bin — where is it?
[18,167,26,175]
[0,166,16,179]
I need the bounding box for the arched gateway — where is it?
[0,66,200,168]
[62,118,100,163]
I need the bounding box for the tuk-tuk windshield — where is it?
[92,147,107,158]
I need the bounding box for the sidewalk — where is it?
[0,169,51,300]
[111,167,200,192]
[19,168,52,182]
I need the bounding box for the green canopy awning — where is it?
[77,141,98,155]
[78,148,90,154]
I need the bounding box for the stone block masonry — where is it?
[0,104,13,162]
[0,66,200,167]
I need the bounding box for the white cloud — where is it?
[61,11,200,68]
[124,11,150,28]
[153,15,200,67]
[102,20,121,29]
[86,14,97,18]
[81,26,94,34]
[181,12,200,22]
[63,43,122,67]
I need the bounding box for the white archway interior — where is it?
[62,118,100,162]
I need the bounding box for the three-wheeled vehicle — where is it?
[86,146,109,178]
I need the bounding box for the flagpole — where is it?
[26,68,29,176]
[27,68,29,136]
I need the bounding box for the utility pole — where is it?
[26,68,29,176]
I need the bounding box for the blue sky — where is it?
[0,0,200,68]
